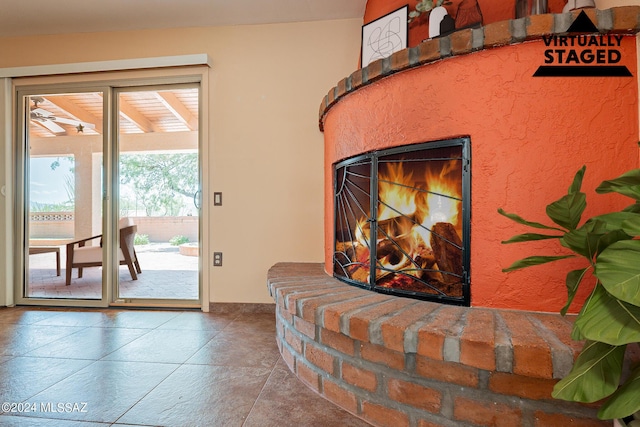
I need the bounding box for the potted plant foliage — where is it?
[408,0,452,23]
[499,166,640,422]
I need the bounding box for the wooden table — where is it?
[28,246,61,276]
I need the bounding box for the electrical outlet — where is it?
[213,252,223,266]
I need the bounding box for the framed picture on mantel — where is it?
[361,5,408,67]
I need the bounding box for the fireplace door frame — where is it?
[333,137,471,306]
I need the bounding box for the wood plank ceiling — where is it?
[29,89,199,138]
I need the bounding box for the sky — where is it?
[29,156,74,206]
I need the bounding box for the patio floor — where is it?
[27,243,198,301]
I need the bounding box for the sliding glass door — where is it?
[16,82,201,307]
[115,86,200,304]
[22,90,106,302]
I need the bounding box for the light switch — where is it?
[213,192,222,206]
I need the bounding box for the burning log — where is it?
[430,222,463,284]
[376,214,419,240]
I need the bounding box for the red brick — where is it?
[278,307,293,325]
[361,401,410,427]
[534,411,607,427]
[335,78,348,99]
[350,68,364,91]
[500,312,553,378]
[323,294,389,333]
[300,290,362,323]
[366,58,383,82]
[454,396,522,427]
[484,20,512,48]
[526,13,554,39]
[342,362,377,392]
[296,361,320,392]
[417,421,444,427]
[387,378,441,413]
[294,316,315,339]
[530,313,583,358]
[390,48,410,72]
[380,301,436,352]
[613,6,640,31]
[275,284,319,313]
[417,306,465,360]
[305,343,335,375]
[360,342,405,370]
[282,345,295,371]
[489,372,556,400]
[323,378,358,414]
[284,327,303,354]
[285,288,343,316]
[349,299,415,342]
[451,28,473,55]
[460,309,496,371]
[320,328,356,356]
[417,39,440,63]
[415,356,479,388]
[327,86,336,106]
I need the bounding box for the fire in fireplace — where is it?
[333,137,470,305]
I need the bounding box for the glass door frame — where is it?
[111,83,202,308]
[12,69,209,310]
[14,84,112,307]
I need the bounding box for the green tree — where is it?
[119,153,198,216]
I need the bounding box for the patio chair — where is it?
[65,217,142,286]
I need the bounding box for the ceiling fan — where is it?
[30,96,96,134]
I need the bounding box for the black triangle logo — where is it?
[566,10,599,33]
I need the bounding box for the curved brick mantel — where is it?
[267,263,640,426]
[318,6,640,131]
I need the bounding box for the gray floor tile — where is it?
[117,364,272,427]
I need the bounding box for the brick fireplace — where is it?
[269,6,640,427]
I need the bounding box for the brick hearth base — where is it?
[267,262,613,427]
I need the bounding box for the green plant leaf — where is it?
[552,340,625,403]
[497,208,565,231]
[561,218,632,260]
[596,168,640,200]
[595,229,634,262]
[623,202,640,213]
[598,363,640,419]
[622,214,640,236]
[561,222,598,259]
[501,233,562,244]
[568,165,587,194]
[573,284,640,345]
[546,192,587,231]
[502,255,575,272]
[595,240,640,307]
[591,212,640,230]
[561,267,591,316]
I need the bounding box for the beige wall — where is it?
[0,19,362,304]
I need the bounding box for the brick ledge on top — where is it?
[318,6,640,132]
[267,262,582,381]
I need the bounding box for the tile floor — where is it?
[0,306,371,427]
[27,243,198,300]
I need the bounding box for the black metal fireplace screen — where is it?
[333,137,470,306]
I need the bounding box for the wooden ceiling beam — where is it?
[44,95,103,134]
[155,92,198,131]
[118,98,161,133]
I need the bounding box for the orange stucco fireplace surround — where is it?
[269,6,640,427]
